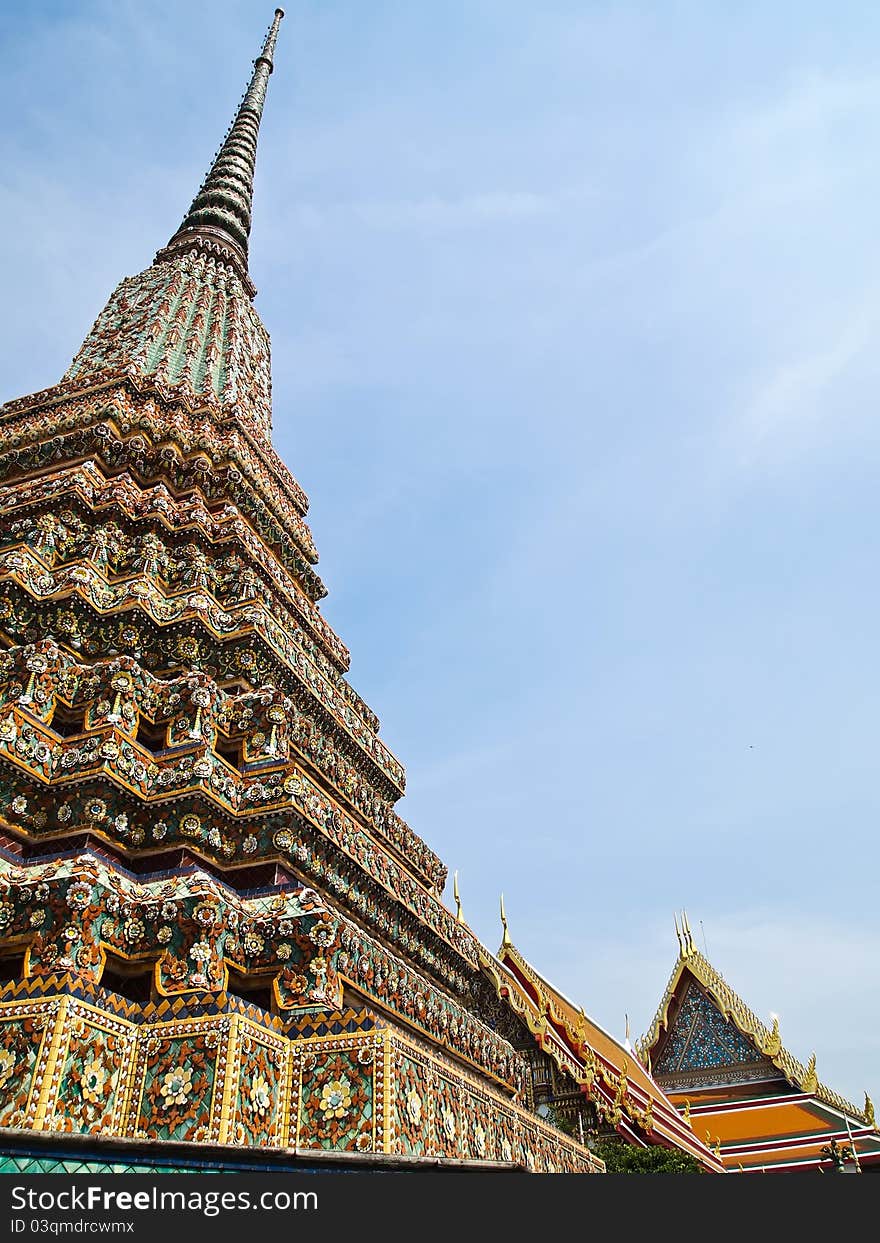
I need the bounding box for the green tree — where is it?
[593,1137,703,1174]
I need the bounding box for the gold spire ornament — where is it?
[801,1052,818,1094]
[865,1093,876,1128]
[500,893,512,947]
[681,910,695,956]
[453,870,463,922]
[761,1014,781,1058]
[682,1098,691,1123]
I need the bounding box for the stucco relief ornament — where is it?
[441,1105,456,1140]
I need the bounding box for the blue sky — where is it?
[1,0,878,1107]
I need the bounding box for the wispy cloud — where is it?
[735,306,876,465]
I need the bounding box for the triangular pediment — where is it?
[653,974,771,1082]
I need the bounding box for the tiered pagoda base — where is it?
[0,849,599,1173]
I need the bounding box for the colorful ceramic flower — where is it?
[0,1048,16,1089]
[319,1077,352,1119]
[80,1057,107,1105]
[159,1066,193,1107]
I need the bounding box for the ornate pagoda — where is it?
[0,10,718,1175]
[637,914,880,1173]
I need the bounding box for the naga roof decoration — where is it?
[481,932,724,1172]
[638,914,880,1172]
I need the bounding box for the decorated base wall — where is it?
[0,976,601,1173]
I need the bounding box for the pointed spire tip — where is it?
[156,7,285,296]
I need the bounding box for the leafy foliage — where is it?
[593,1137,704,1174]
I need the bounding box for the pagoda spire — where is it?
[157,8,285,296]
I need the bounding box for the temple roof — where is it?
[685,1094,880,1172]
[637,914,873,1125]
[636,915,880,1170]
[479,929,724,1171]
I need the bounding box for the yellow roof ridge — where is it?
[484,944,725,1168]
[500,940,627,1052]
[637,944,870,1124]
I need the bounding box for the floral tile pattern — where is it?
[52,1015,130,1135]
[131,1025,224,1143]
[231,1022,287,1146]
[295,1039,377,1154]
[0,1011,52,1129]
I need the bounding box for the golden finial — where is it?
[682,1098,691,1124]
[580,1043,597,1088]
[802,1052,818,1093]
[762,1014,781,1057]
[674,912,683,956]
[864,1093,875,1128]
[624,1013,631,1049]
[453,870,463,922]
[613,1061,629,1110]
[681,910,695,956]
[713,1137,722,1159]
[500,893,511,948]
